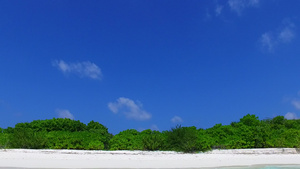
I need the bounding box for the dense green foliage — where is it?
[109,129,143,150]
[8,128,46,149]
[1,114,300,152]
[12,118,87,132]
[140,129,166,150]
[0,132,8,148]
[109,129,166,151]
[45,131,105,150]
[165,126,198,152]
[1,118,111,150]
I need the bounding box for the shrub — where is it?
[0,133,9,148]
[45,131,106,150]
[166,125,198,153]
[109,129,143,150]
[8,128,46,149]
[141,129,165,150]
[87,140,104,150]
[14,118,87,132]
[87,121,112,149]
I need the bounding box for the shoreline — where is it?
[1,148,300,168]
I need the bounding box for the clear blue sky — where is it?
[1,0,300,134]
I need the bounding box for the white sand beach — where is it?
[0,148,300,168]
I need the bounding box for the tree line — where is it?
[0,114,300,152]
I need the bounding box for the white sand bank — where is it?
[0,148,300,168]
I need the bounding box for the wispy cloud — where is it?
[204,9,212,21]
[285,92,300,119]
[284,112,298,120]
[171,116,183,123]
[52,60,102,80]
[260,20,296,52]
[279,26,295,43]
[108,97,151,121]
[228,0,259,15]
[291,100,300,110]
[206,0,259,20]
[260,33,275,52]
[215,5,223,16]
[150,124,159,131]
[56,109,74,120]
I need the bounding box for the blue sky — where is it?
[1,0,300,134]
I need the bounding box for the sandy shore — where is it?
[0,148,300,168]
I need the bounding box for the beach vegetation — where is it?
[45,131,106,150]
[1,114,300,152]
[109,129,143,150]
[0,133,8,148]
[141,129,166,150]
[164,125,199,152]
[7,128,46,149]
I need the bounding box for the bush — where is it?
[8,128,46,149]
[0,133,9,148]
[2,115,300,151]
[87,140,104,150]
[45,131,105,150]
[87,121,112,149]
[140,129,166,150]
[196,129,213,151]
[109,129,143,150]
[14,118,87,132]
[166,126,199,153]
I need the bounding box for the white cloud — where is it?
[260,20,296,52]
[171,116,183,123]
[150,124,159,131]
[56,109,74,120]
[204,8,212,21]
[279,26,295,43]
[249,0,260,6]
[108,97,151,121]
[284,112,298,120]
[228,0,259,15]
[260,33,274,52]
[52,60,102,80]
[215,5,223,16]
[137,128,146,132]
[292,100,300,110]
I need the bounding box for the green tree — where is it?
[2,114,300,151]
[8,128,46,149]
[3,127,14,134]
[140,129,166,150]
[239,114,260,126]
[0,133,9,148]
[280,129,300,148]
[109,129,143,150]
[284,119,299,129]
[45,131,105,150]
[166,126,199,152]
[86,120,112,149]
[270,116,286,130]
[196,129,213,151]
[205,124,230,149]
